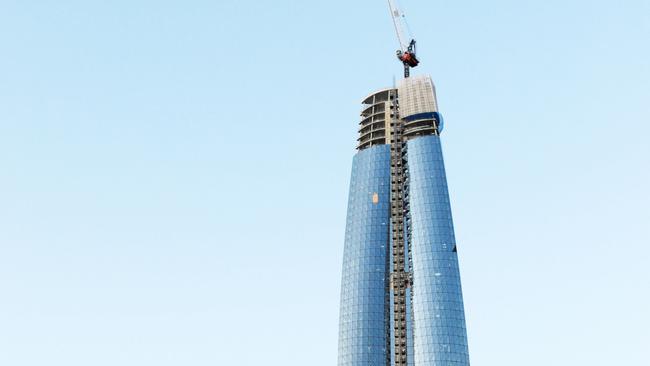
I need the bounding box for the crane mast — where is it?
[386,2,420,366]
[387,0,419,78]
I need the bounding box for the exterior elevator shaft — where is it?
[389,94,410,366]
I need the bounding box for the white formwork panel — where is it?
[397,75,439,118]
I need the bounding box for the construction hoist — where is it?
[386,2,420,365]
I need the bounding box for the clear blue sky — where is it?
[0,0,648,365]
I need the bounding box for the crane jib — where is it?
[386,0,419,78]
[387,0,409,51]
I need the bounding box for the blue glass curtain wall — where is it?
[338,145,391,366]
[406,136,470,365]
[338,134,470,366]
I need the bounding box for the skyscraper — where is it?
[338,75,470,366]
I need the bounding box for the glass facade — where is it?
[338,78,470,366]
[338,145,391,366]
[407,136,470,365]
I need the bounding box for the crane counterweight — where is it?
[387,0,419,77]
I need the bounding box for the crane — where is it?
[387,0,419,78]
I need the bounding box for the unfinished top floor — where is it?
[356,75,442,151]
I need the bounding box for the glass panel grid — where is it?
[406,136,470,365]
[338,145,391,366]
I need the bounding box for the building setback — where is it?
[338,75,470,366]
